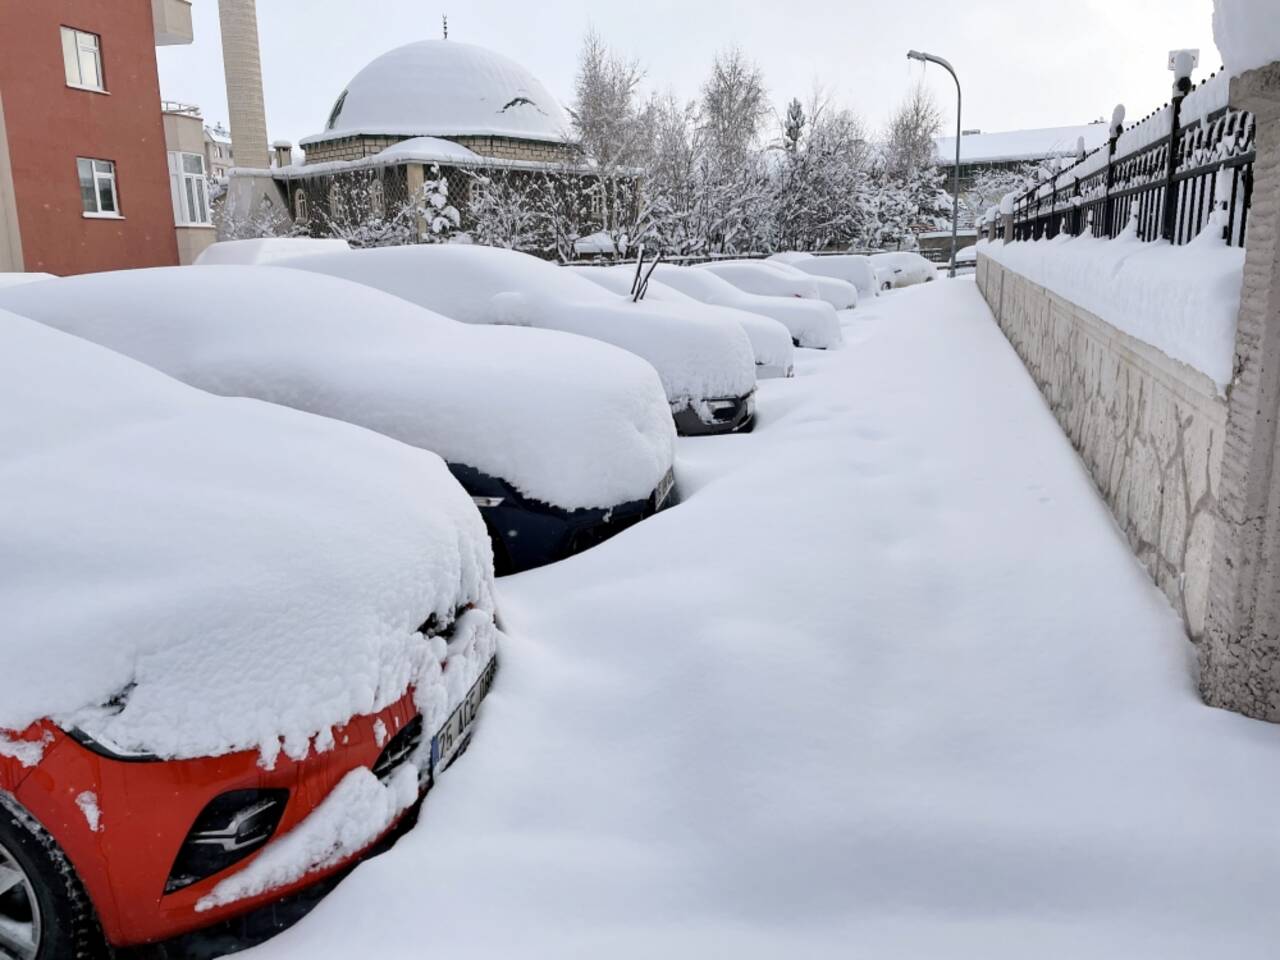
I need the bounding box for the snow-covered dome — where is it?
[303,40,572,146]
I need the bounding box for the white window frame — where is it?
[77,157,121,218]
[61,27,105,92]
[168,151,211,226]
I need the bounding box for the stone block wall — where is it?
[303,134,576,166]
[977,255,1227,638]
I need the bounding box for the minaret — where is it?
[217,0,271,169]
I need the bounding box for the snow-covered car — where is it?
[0,272,54,288]
[0,309,498,956]
[953,245,978,274]
[868,252,940,290]
[277,245,759,436]
[194,237,352,265]
[769,252,880,300]
[0,266,677,574]
[643,263,843,350]
[705,259,858,310]
[569,264,795,379]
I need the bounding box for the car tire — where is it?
[0,795,107,959]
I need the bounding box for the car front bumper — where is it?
[672,390,756,436]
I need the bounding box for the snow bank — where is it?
[278,245,756,405]
[568,265,795,375]
[1214,0,1280,78]
[0,266,674,511]
[983,229,1244,390]
[195,238,351,266]
[0,312,494,761]
[243,279,1280,960]
[650,263,842,349]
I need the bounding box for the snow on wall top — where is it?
[0,266,674,512]
[0,310,493,761]
[303,41,573,147]
[936,123,1110,165]
[1214,0,1280,78]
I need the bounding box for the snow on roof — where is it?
[0,308,494,762]
[937,123,1110,165]
[303,40,573,147]
[372,136,484,165]
[0,265,675,512]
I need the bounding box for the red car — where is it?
[0,312,499,957]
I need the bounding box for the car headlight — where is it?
[165,789,289,894]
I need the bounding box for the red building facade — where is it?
[0,0,192,275]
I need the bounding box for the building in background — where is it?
[935,122,1111,195]
[0,0,209,274]
[162,100,217,263]
[204,120,233,181]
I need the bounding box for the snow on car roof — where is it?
[195,238,351,266]
[277,245,757,405]
[0,266,674,511]
[569,265,795,371]
[0,272,55,288]
[303,40,572,147]
[0,310,492,762]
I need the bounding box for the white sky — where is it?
[157,0,1222,150]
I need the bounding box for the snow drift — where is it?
[0,266,675,511]
[0,311,494,762]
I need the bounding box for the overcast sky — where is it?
[157,0,1222,151]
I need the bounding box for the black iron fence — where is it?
[1012,71,1256,247]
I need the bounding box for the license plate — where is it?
[430,655,497,774]
[654,469,675,509]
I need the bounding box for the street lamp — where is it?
[907,50,960,279]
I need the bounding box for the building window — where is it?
[294,189,309,224]
[77,158,119,216]
[168,152,210,225]
[61,27,104,91]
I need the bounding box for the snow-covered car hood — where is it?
[0,266,675,512]
[869,252,939,287]
[646,264,843,350]
[569,265,794,373]
[277,245,756,405]
[0,311,493,763]
[782,254,879,299]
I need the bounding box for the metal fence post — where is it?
[1103,123,1120,238]
[1161,79,1191,241]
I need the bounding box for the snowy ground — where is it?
[240,278,1280,959]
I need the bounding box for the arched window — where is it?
[367,178,385,219]
[293,188,309,224]
[328,183,347,223]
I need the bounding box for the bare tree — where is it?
[883,82,943,181]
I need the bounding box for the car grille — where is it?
[371,715,424,782]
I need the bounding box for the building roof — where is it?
[936,122,1110,166]
[301,40,573,148]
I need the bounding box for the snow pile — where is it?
[983,229,1244,390]
[195,239,350,266]
[197,765,419,912]
[243,280,1280,960]
[0,266,674,511]
[1180,71,1231,126]
[649,263,842,349]
[767,262,858,310]
[305,40,571,145]
[278,245,757,406]
[0,312,495,761]
[372,136,483,165]
[569,265,795,376]
[1214,0,1280,78]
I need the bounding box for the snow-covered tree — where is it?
[316,166,459,248]
[213,190,301,241]
[465,169,544,252]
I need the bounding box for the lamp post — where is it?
[907,50,960,278]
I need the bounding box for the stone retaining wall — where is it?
[977,254,1227,638]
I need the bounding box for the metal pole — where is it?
[907,51,961,278]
